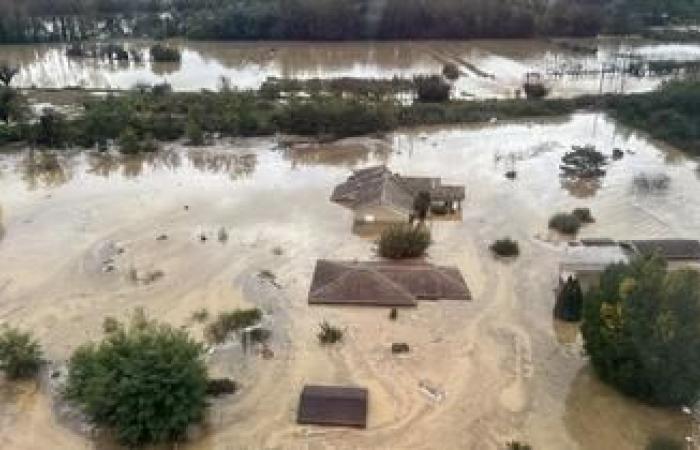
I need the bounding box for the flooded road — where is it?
[0,113,699,449]
[2,39,700,98]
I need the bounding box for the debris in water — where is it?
[184,205,190,211]
[505,170,517,180]
[418,380,445,403]
[156,234,168,241]
[142,270,164,285]
[199,233,208,243]
[392,343,410,354]
[612,148,624,160]
[258,269,281,288]
[272,246,284,256]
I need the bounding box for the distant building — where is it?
[330,165,465,224]
[297,385,368,428]
[560,239,700,292]
[308,259,471,307]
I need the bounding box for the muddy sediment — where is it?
[0,113,698,449]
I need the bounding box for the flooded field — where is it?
[0,113,699,449]
[3,39,700,98]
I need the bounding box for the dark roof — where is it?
[297,385,368,428]
[308,260,471,306]
[330,166,465,213]
[626,239,700,260]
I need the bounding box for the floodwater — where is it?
[3,39,700,98]
[0,113,699,449]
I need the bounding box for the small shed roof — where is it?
[560,244,630,273]
[308,260,470,306]
[297,385,368,428]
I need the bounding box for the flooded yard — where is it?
[3,39,700,99]
[0,113,699,449]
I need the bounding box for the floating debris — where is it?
[418,380,445,403]
[156,234,168,241]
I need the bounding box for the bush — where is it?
[64,313,208,447]
[415,75,451,103]
[571,207,595,223]
[442,63,460,81]
[554,276,583,321]
[560,145,607,179]
[102,316,121,334]
[376,224,431,259]
[186,119,205,146]
[204,308,263,344]
[646,436,684,450]
[150,44,181,62]
[118,127,158,154]
[317,321,343,344]
[490,238,520,257]
[389,308,398,321]
[548,213,581,235]
[582,256,700,406]
[191,308,209,323]
[0,326,42,379]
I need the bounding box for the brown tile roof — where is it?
[626,239,700,260]
[297,385,368,428]
[330,166,465,213]
[308,260,471,306]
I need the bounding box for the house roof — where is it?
[330,166,465,213]
[560,244,630,273]
[297,385,368,428]
[308,260,471,306]
[625,239,700,261]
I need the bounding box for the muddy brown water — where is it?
[3,39,700,99]
[0,113,699,449]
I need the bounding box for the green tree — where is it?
[0,326,42,379]
[377,223,431,259]
[64,313,208,447]
[581,255,700,406]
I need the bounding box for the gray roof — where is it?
[297,385,368,428]
[308,260,471,306]
[624,239,700,260]
[330,166,465,213]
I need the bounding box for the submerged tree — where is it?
[560,145,608,179]
[0,326,42,379]
[581,255,700,406]
[64,312,208,447]
[377,223,431,259]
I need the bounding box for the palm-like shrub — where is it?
[548,213,582,235]
[377,224,431,259]
[317,321,343,344]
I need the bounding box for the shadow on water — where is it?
[18,150,74,190]
[564,367,688,450]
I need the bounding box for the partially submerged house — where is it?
[308,259,471,306]
[297,385,368,428]
[331,165,465,223]
[560,238,700,291]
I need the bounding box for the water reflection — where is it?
[85,148,257,180]
[284,138,390,168]
[564,368,686,450]
[18,151,73,190]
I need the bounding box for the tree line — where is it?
[1,0,698,43]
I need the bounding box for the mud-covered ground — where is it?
[0,113,698,449]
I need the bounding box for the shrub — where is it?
[415,75,451,103]
[186,119,205,146]
[571,207,595,223]
[191,308,209,323]
[150,44,181,62]
[560,145,607,179]
[646,436,684,450]
[554,276,583,321]
[0,326,42,379]
[490,238,520,257]
[317,321,343,344]
[206,378,238,397]
[118,127,141,154]
[204,308,263,344]
[376,224,431,259]
[548,213,581,235]
[102,316,121,334]
[581,256,700,406]
[64,313,208,447]
[442,63,460,81]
